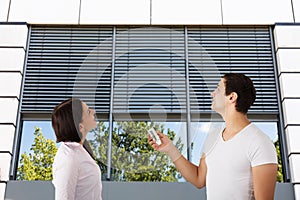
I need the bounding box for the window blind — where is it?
[188,27,277,119]
[22,27,113,116]
[21,26,278,120]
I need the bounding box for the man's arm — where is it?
[149,131,207,188]
[252,163,277,200]
[173,155,207,189]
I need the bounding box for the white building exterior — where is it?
[0,0,299,199]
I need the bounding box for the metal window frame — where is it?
[10,25,288,182]
[269,26,290,181]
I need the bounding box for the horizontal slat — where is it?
[21,26,278,117]
[188,26,275,116]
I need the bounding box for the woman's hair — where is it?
[223,73,256,114]
[52,98,95,159]
[51,98,82,143]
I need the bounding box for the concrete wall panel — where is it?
[274,26,300,49]
[8,0,80,24]
[0,153,11,181]
[0,0,10,22]
[152,0,222,24]
[276,49,300,74]
[0,25,28,48]
[222,0,293,24]
[279,73,300,99]
[0,48,25,73]
[289,155,300,182]
[0,125,15,153]
[286,126,300,154]
[0,98,19,125]
[293,0,300,23]
[0,73,22,97]
[80,0,150,24]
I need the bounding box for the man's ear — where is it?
[229,92,238,102]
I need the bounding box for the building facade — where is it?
[0,0,300,199]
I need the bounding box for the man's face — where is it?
[211,78,226,114]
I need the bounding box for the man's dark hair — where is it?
[223,73,256,114]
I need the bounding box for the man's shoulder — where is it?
[237,123,274,151]
[245,123,269,139]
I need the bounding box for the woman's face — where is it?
[80,102,97,135]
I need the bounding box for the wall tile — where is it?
[0,183,5,200]
[0,125,15,153]
[293,0,300,23]
[152,0,222,24]
[9,0,80,24]
[294,184,300,200]
[286,126,300,154]
[0,98,19,125]
[80,0,150,24]
[222,0,293,24]
[0,0,10,22]
[279,73,300,99]
[289,155,300,183]
[276,49,300,73]
[0,25,28,48]
[0,153,11,181]
[274,25,300,49]
[0,48,25,73]
[282,99,300,126]
[0,73,22,97]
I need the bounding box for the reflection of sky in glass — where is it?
[190,122,214,165]
[20,121,57,156]
[163,122,187,158]
[20,120,103,156]
[20,120,278,176]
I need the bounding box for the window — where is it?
[14,25,284,181]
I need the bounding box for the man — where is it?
[149,73,278,200]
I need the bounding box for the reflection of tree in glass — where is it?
[275,140,283,182]
[16,124,283,183]
[89,121,184,182]
[17,127,57,180]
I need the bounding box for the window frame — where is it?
[10,25,289,182]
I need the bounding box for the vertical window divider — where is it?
[184,26,191,160]
[107,26,116,180]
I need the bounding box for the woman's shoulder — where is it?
[53,142,83,166]
[56,142,83,157]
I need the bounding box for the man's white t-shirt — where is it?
[52,142,102,200]
[204,123,277,200]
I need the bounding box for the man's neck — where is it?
[222,111,250,140]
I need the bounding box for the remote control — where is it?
[147,128,162,145]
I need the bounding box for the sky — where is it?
[19,121,57,159]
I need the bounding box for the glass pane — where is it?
[17,120,283,182]
[17,121,57,180]
[18,121,56,159]
[189,121,283,182]
[190,122,224,165]
[109,121,187,182]
[253,122,278,142]
[86,121,110,180]
[17,120,109,181]
[190,122,279,164]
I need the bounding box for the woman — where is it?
[51,98,102,200]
